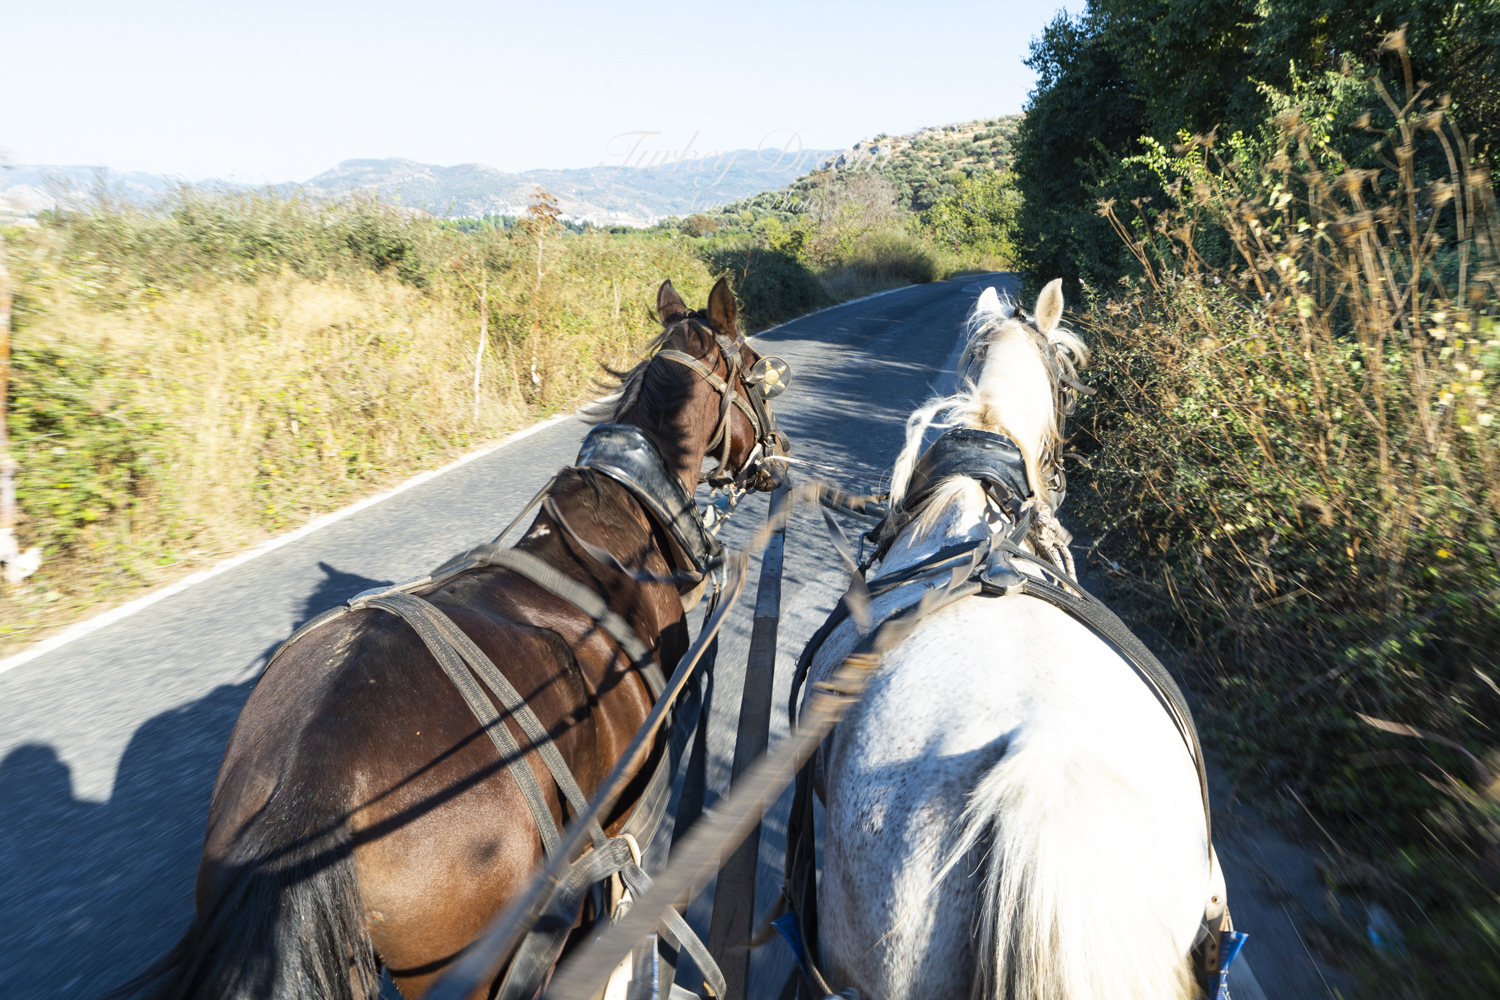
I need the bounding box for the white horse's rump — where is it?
[807,282,1209,1000]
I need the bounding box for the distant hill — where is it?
[297,154,838,224]
[714,115,1024,226]
[1,119,1021,229]
[1,149,840,227]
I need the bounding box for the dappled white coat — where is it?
[804,283,1210,1000]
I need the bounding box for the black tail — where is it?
[105,845,378,1000]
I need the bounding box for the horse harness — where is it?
[262,422,756,1000]
[782,425,1243,1000]
[656,317,791,488]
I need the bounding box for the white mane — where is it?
[887,281,1087,538]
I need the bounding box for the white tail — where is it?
[945,726,1196,1000]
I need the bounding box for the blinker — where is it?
[746,356,792,398]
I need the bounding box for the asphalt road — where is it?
[0,276,1297,999]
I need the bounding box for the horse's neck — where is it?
[518,472,683,636]
[876,480,997,580]
[618,411,713,495]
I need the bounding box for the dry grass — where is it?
[1,204,716,653]
[0,175,967,654]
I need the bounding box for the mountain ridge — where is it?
[1,149,841,226]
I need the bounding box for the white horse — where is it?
[804,280,1212,1000]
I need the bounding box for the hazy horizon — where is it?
[2,0,1082,184]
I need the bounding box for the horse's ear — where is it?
[1034,278,1064,335]
[707,277,738,337]
[657,280,689,325]
[975,286,1014,320]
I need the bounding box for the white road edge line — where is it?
[0,274,982,677]
[0,413,575,678]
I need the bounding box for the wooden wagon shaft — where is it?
[707,481,790,998]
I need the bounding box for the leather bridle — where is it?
[655,316,790,487]
[963,318,1094,513]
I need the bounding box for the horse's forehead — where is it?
[667,318,720,349]
[968,318,1044,369]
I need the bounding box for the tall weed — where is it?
[1075,33,1500,994]
[1,195,714,647]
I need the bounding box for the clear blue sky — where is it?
[2,0,1085,182]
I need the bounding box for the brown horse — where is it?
[115,279,790,1000]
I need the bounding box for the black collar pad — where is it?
[906,427,1030,511]
[575,424,722,576]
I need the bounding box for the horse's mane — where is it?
[578,316,720,432]
[887,287,1088,532]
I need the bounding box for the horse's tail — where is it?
[105,839,379,1000]
[944,728,1195,1000]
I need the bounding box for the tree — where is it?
[682,214,719,237]
[922,172,1022,262]
[1011,0,1500,292]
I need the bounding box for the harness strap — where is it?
[496,838,634,1000]
[544,497,705,588]
[1010,564,1209,841]
[656,348,765,471]
[366,592,610,849]
[362,593,565,856]
[360,581,721,1000]
[620,863,729,999]
[447,545,668,699]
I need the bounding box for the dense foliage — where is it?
[1072,34,1500,994]
[1013,0,1500,292]
[921,171,1022,261]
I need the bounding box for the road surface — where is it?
[0,276,1302,998]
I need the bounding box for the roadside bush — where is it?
[818,228,939,301]
[0,196,716,648]
[681,214,718,238]
[922,170,1021,264]
[1074,38,1500,995]
[701,243,830,330]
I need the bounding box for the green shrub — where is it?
[701,243,829,329]
[922,171,1021,263]
[9,345,165,555]
[1075,42,1500,995]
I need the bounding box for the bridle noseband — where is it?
[655,317,790,487]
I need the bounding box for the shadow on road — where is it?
[0,563,389,998]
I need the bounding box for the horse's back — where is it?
[813,593,1207,1000]
[199,598,593,996]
